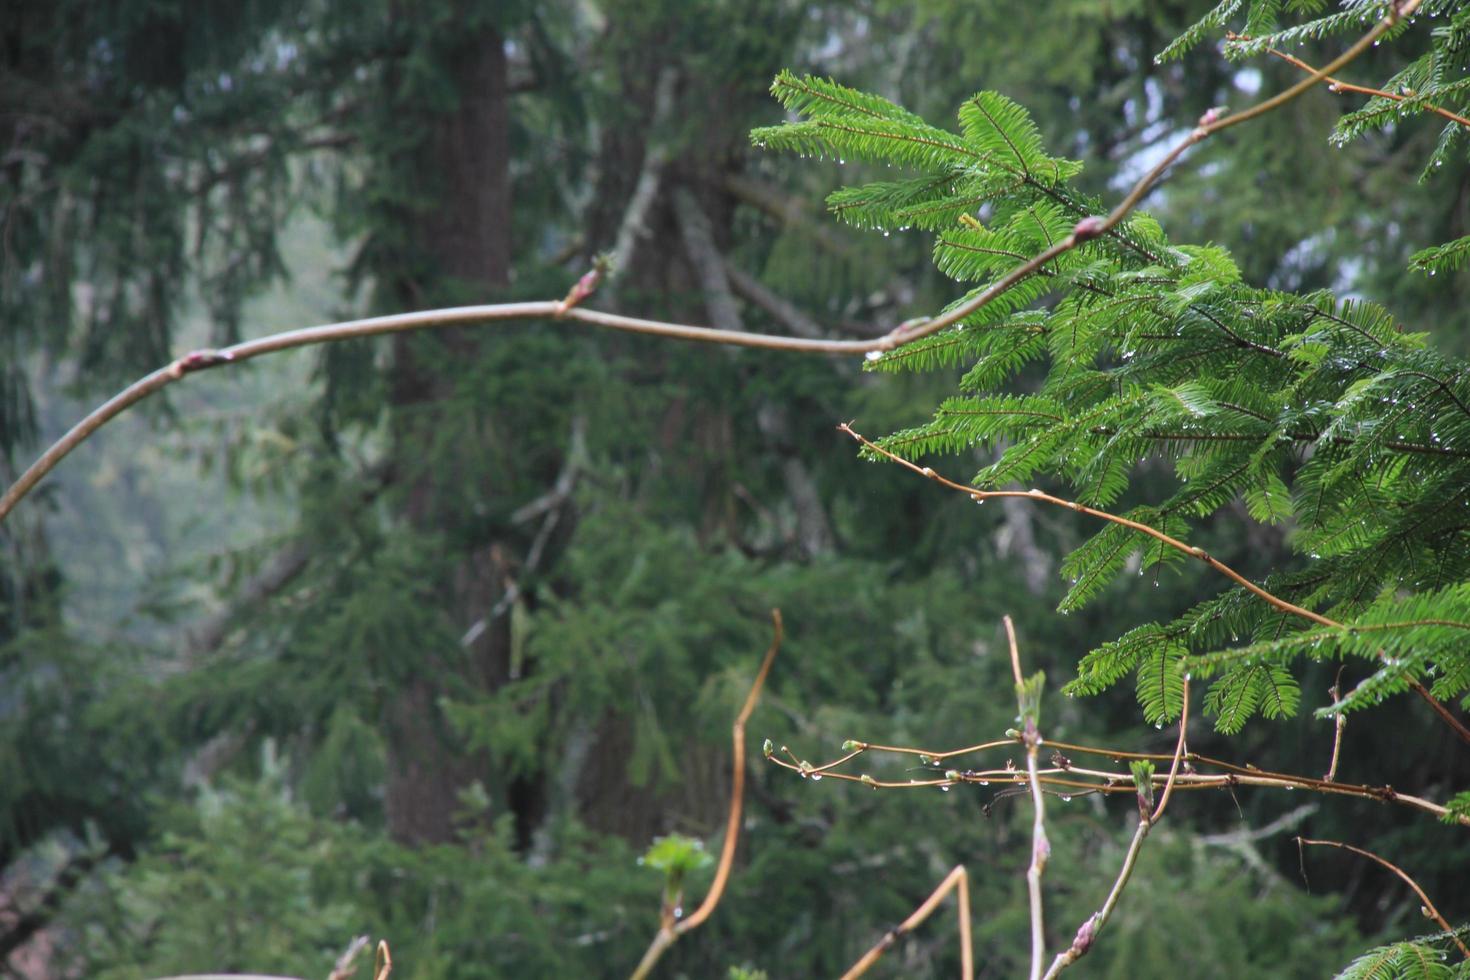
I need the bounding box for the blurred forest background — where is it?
[3,1,1469,977]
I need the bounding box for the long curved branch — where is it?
[629,611,782,980]
[1296,837,1470,959]
[0,0,1417,529]
[839,865,972,980]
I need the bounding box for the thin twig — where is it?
[1325,667,1346,782]
[1260,45,1470,130]
[836,423,1470,746]
[326,935,371,980]
[1041,820,1150,980]
[0,2,1418,531]
[629,611,783,980]
[839,865,973,980]
[1151,676,1189,823]
[1296,837,1470,959]
[1007,616,1048,980]
[766,732,1470,826]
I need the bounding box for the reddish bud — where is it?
[559,266,603,313]
[172,349,234,377]
[1071,915,1098,956]
[1071,216,1106,242]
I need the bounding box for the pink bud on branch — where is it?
[169,349,235,378]
[558,265,603,315]
[1070,216,1106,243]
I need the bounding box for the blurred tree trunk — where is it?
[381,23,516,846]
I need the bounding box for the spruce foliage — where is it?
[755,52,1470,740]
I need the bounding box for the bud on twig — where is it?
[1071,216,1106,242]
[558,266,602,314]
[1071,914,1098,956]
[170,348,235,378]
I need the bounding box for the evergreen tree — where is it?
[4,1,1470,977]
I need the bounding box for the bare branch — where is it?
[768,731,1469,825]
[629,611,783,980]
[1041,819,1150,980]
[1259,44,1470,131]
[1324,668,1346,782]
[721,173,859,260]
[839,865,972,980]
[1297,837,1470,959]
[1196,804,1317,848]
[0,4,1415,531]
[1006,617,1048,980]
[1151,676,1190,824]
[723,259,827,341]
[675,190,835,556]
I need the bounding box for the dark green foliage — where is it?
[6,1,1470,977]
[758,57,1470,736]
[1410,235,1470,275]
[1336,936,1470,979]
[61,768,664,979]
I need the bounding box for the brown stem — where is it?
[1,3,1418,530]
[837,424,1470,747]
[1151,676,1189,823]
[769,733,1470,825]
[1325,667,1346,782]
[1261,45,1470,130]
[1041,819,1150,979]
[839,865,973,980]
[1005,620,1052,980]
[1006,616,1049,980]
[1296,837,1470,959]
[629,611,782,980]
